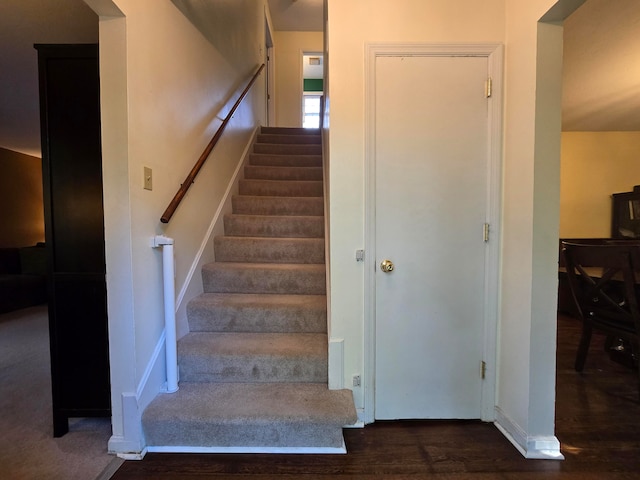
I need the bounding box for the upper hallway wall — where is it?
[273,31,323,127]
[89,0,268,450]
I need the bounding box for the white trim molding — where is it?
[495,407,564,460]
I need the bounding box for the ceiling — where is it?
[562,0,640,131]
[1,0,639,158]
[268,0,640,132]
[267,0,323,31]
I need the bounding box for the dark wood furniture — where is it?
[0,244,46,313]
[561,241,640,400]
[612,185,640,239]
[36,44,111,436]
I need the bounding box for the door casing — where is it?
[363,43,504,424]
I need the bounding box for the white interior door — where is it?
[374,54,490,419]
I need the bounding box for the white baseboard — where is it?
[116,448,147,461]
[494,407,564,460]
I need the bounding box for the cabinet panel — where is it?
[36,44,111,437]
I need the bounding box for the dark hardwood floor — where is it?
[111,314,640,479]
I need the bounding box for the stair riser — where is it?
[144,422,345,449]
[202,264,326,295]
[178,355,328,384]
[254,144,322,155]
[214,237,325,264]
[250,154,322,168]
[178,332,328,384]
[244,165,323,181]
[223,215,324,238]
[239,180,323,197]
[256,134,321,145]
[232,196,324,216]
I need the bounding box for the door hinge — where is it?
[485,77,492,98]
[481,360,487,379]
[483,223,490,242]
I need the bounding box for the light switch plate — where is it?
[144,166,152,190]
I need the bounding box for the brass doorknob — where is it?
[380,259,394,273]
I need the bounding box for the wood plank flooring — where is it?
[111,314,640,479]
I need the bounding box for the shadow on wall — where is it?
[0,147,44,249]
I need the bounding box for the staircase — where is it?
[142,126,357,453]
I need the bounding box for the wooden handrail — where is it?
[160,63,266,223]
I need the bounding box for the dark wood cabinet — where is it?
[612,186,640,239]
[35,44,111,436]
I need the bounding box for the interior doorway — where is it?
[302,52,323,128]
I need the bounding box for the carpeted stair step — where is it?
[261,126,319,136]
[223,214,324,238]
[187,293,327,333]
[142,382,357,451]
[244,165,323,181]
[253,143,322,156]
[249,153,322,168]
[214,236,324,264]
[178,332,328,383]
[140,124,359,454]
[202,262,326,295]
[256,133,321,145]
[239,179,323,197]
[232,195,323,216]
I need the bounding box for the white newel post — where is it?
[153,235,178,393]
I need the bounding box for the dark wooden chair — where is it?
[561,241,640,400]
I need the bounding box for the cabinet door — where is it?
[36,44,111,437]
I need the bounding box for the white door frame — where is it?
[363,43,504,424]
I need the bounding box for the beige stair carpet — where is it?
[142,126,357,453]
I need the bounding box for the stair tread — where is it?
[214,236,325,263]
[189,292,326,304]
[233,194,324,201]
[216,235,324,243]
[261,126,320,135]
[204,261,325,270]
[256,133,321,144]
[244,165,323,181]
[224,214,324,238]
[249,154,322,168]
[239,179,324,197]
[144,382,355,424]
[232,195,324,216]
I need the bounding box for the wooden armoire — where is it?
[35,44,111,436]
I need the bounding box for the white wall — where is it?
[273,31,323,127]
[560,132,640,238]
[86,0,267,453]
[325,0,576,458]
[326,0,504,419]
